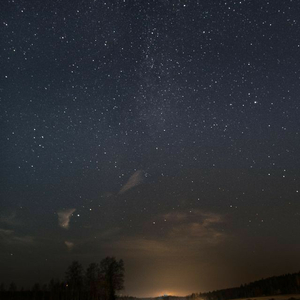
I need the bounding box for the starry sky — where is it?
[1,0,300,297]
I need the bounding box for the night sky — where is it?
[1,0,300,297]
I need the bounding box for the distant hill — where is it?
[187,272,300,300]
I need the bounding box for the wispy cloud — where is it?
[163,210,222,223]
[170,221,225,245]
[163,210,226,245]
[111,210,227,257]
[0,212,20,226]
[0,228,14,237]
[99,227,121,238]
[163,212,188,222]
[0,228,35,245]
[13,236,35,244]
[65,241,74,251]
[119,170,144,194]
[57,209,76,229]
[108,237,171,256]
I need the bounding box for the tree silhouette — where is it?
[99,257,125,300]
[9,282,17,292]
[85,263,99,300]
[49,278,64,300]
[32,283,40,292]
[65,261,83,300]
[0,283,5,292]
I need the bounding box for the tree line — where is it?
[0,257,125,300]
[188,271,300,300]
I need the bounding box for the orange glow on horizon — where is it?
[151,290,190,298]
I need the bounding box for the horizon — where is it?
[1,267,299,298]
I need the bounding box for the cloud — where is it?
[65,241,74,251]
[119,170,144,194]
[163,212,188,222]
[107,210,227,258]
[57,208,76,229]
[107,237,171,256]
[0,228,14,237]
[0,228,34,245]
[163,210,222,224]
[13,236,35,244]
[99,227,121,238]
[170,222,225,245]
[0,212,20,226]
[163,210,226,245]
